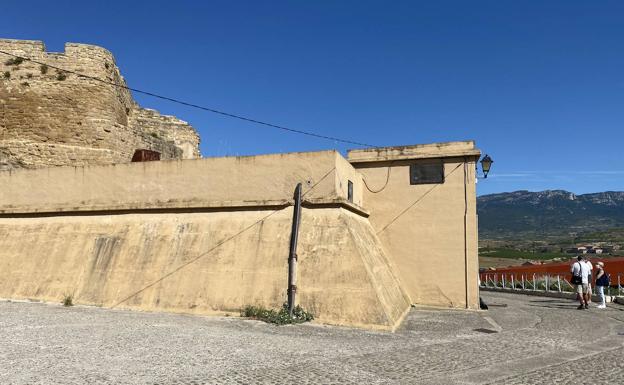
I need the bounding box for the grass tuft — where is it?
[62,294,74,307]
[241,303,313,325]
[5,57,24,66]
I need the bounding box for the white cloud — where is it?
[488,173,535,178]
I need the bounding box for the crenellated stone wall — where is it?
[0,38,200,169]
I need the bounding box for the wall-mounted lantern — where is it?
[480,154,493,178]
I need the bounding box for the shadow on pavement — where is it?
[527,298,581,310]
[529,299,569,303]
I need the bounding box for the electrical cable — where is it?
[375,163,463,235]
[0,50,473,159]
[362,162,394,193]
[0,50,376,148]
[111,166,336,308]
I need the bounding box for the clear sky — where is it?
[2,1,623,195]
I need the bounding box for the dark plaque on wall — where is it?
[409,163,444,185]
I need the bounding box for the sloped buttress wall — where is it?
[0,207,410,330]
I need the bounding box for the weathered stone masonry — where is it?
[0,38,200,170]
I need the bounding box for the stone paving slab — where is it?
[1,292,624,384]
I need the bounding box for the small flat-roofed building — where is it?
[348,141,481,309]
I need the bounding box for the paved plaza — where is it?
[1,292,624,384]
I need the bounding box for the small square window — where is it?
[409,163,444,185]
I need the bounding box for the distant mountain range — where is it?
[477,190,624,239]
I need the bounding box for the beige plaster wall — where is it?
[0,207,409,330]
[349,152,480,309]
[0,151,363,214]
[0,142,477,326]
[333,152,363,207]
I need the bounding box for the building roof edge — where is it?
[347,141,481,164]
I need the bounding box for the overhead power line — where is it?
[0,50,376,148]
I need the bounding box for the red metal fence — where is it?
[480,256,624,279]
[480,256,624,295]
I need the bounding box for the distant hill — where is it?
[477,190,624,239]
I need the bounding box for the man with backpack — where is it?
[571,255,591,310]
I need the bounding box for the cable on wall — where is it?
[110,166,336,308]
[375,163,463,235]
[362,163,393,193]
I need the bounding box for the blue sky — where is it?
[2,1,623,195]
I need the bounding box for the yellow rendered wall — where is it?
[0,150,362,214]
[0,207,409,330]
[353,158,480,309]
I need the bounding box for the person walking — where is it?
[571,255,590,309]
[595,261,609,309]
[585,258,593,304]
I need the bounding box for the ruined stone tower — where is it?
[0,38,200,170]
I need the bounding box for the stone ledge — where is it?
[0,198,370,217]
[348,141,481,164]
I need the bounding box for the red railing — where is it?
[480,256,624,296]
[480,256,624,280]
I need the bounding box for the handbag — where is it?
[571,274,582,285]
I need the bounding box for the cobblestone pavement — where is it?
[1,292,624,384]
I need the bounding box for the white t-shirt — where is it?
[571,261,591,284]
[585,260,593,274]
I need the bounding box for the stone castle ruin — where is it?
[0,38,481,331]
[0,39,200,170]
